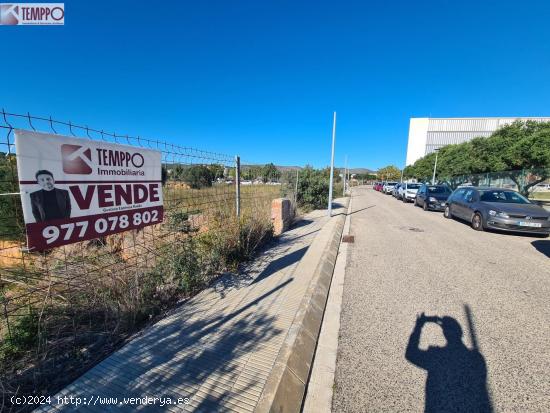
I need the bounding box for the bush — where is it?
[0,153,24,239]
[297,166,343,211]
[0,307,40,362]
[182,165,215,189]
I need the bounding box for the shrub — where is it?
[0,153,24,239]
[182,165,215,189]
[297,166,343,211]
[0,307,40,362]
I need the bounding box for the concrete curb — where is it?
[255,198,349,413]
[302,190,353,412]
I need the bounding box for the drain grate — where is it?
[342,235,355,243]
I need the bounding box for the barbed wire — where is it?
[0,109,236,166]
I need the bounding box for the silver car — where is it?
[444,187,550,236]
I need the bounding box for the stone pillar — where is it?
[271,198,293,235]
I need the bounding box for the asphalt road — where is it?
[332,186,550,413]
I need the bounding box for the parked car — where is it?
[415,184,452,211]
[392,183,402,198]
[383,182,398,194]
[444,187,550,235]
[399,182,421,202]
[373,182,383,191]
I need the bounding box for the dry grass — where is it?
[0,182,285,410]
[530,191,550,201]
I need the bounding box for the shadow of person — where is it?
[405,313,492,413]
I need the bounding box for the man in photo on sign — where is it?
[30,170,72,222]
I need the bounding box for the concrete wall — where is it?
[405,118,429,166]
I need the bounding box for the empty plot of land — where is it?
[34,203,344,413]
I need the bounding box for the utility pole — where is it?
[328,112,336,216]
[432,148,440,185]
[400,167,404,183]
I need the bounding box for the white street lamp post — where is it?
[432,148,440,185]
[328,112,336,216]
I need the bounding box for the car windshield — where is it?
[427,186,451,194]
[387,182,397,185]
[406,184,420,189]
[479,190,531,204]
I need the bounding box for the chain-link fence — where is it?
[0,110,296,409]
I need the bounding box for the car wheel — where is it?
[423,201,428,211]
[444,205,452,219]
[472,212,484,231]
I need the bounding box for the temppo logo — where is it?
[0,4,19,24]
[61,144,93,175]
[0,3,64,25]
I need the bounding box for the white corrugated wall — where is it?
[421,117,550,156]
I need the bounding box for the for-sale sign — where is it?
[15,130,164,251]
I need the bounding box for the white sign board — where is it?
[15,130,163,251]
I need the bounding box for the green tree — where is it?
[242,165,262,181]
[404,121,550,194]
[377,165,401,181]
[171,164,185,180]
[182,165,215,189]
[207,164,225,180]
[161,165,168,186]
[261,163,281,183]
[297,166,329,209]
[0,153,24,239]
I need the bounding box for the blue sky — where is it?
[2,0,550,169]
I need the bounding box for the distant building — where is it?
[405,117,550,166]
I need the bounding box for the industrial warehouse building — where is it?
[405,117,550,166]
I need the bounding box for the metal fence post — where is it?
[235,156,241,218]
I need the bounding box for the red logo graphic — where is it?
[61,144,93,174]
[0,4,19,25]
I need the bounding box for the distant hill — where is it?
[347,168,377,175]
[247,165,376,174]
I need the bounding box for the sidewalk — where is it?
[36,200,347,413]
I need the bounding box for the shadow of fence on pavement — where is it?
[80,279,291,412]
